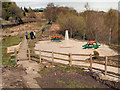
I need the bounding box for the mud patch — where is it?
[2,65,28,88]
[36,65,110,88]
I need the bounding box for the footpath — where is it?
[17,37,41,88]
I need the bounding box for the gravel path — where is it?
[17,37,41,88]
[35,39,119,82]
[17,37,28,60]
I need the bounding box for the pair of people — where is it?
[25,31,36,40]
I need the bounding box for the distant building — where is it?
[39,8,44,12]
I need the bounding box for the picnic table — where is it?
[51,36,62,42]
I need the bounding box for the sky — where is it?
[10,0,120,12]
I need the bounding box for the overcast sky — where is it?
[11,0,120,12]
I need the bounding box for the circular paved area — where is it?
[34,39,119,82]
[35,39,118,58]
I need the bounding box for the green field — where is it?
[2,34,24,66]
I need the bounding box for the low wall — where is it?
[7,42,21,53]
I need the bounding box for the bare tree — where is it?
[57,13,86,38]
[104,9,118,45]
[85,2,90,11]
[84,2,90,40]
[47,2,54,7]
[44,3,58,23]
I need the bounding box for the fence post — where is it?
[105,56,108,77]
[90,54,92,71]
[52,51,54,66]
[39,50,41,63]
[28,48,31,61]
[69,53,72,67]
[14,48,17,64]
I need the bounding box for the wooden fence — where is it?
[11,48,120,77]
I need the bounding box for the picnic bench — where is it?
[51,36,62,42]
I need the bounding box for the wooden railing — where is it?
[10,48,120,77]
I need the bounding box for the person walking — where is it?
[30,31,34,39]
[25,32,28,39]
[33,31,36,39]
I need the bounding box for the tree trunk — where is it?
[95,34,97,42]
[83,33,86,40]
[70,29,72,38]
[109,28,112,45]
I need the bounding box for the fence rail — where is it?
[54,52,69,56]
[11,48,120,77]
[108,58,120,61]
[72,59,88,62]
[72,53,90,56]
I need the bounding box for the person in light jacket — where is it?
[33,31,36,39]
[30,31,34,39]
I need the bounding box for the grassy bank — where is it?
[2,34,24,66]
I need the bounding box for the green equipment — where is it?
[82,41,100,49]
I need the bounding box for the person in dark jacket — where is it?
[30,31,34,39]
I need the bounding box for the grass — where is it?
[2,34,24,66]
[67,80,79,88]
[28,39,36,49]
[36,24,51,39]
[36,30,42,39]
[2,34,23,46]
[66,80,90,88]
[58,66,83,73]
[38,66,53,74]
[38,66,83,74]
[55,79,90,88]
[40,66,47,72]
[56,80,65,84]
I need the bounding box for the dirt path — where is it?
[17,37,41,88]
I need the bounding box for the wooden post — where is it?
[69,53,72,67]
[52,51,54,65]
[105,56,108,77]
[90,54,92,71]
[14,48,17,64]
[28,48,31,61]
[39,50,41,63]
